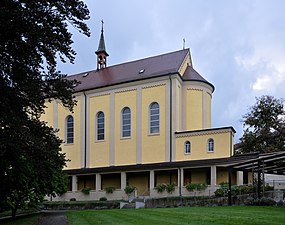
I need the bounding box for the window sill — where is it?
[120,136,131,140]
[148,133,160,136]
[207,151,214,153]
[95,140,105,143]
[184,153,191,155]
[64,143,74,146]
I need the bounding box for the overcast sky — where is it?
[58,0,285,143]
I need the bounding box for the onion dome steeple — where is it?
[95,20,109,70]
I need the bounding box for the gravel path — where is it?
[37,211,68,225]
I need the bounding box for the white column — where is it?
[121,172,127,190]
[150,170,155,189]
[96,173,101,191]
[180,168,184,187]
[72,175,77,192]
[211,166,217,186]
[237,171,244,185]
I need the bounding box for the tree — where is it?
[0,0,90,217]
[238,95,285,154]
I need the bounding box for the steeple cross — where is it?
[101,19,104,32]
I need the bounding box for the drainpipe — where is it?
[169,75,172,162]
[84,91,87,168]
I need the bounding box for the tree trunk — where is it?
[11,207,17,219]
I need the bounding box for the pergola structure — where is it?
[227,151,285,205]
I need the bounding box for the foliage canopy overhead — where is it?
[238,95,285,154]
[0,0,90,217]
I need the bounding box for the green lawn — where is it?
[66,206,285,225]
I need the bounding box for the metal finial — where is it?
[101,19,104,32]
[183,38,186,49]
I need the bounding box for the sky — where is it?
[58,0,285,143]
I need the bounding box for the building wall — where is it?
[58,96,82,169]
[89,94,110,168]
[175,129,233,161]
[114,90,137,166]
[141,84,167,164]
[42,75,231,171]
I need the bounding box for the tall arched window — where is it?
[97,111,105,140]
[149,102,160,134]
[122,107,131,137]
[208,138,214,152]
[184,141,191,154]
[66,115,74,144]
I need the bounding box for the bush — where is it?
[214,188,225,197]
[81,187,92,195]
[259,197,276,206]
[219,182,229,189]
[186,183,207,192]
[166,184,176,193]
[244,197,255,206]
[99,197,107,201]
[105,187,115,194]
[155,184,166,193]
[124,185,136,194]
[70,198,76,201]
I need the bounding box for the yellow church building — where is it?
[41,25,246,201]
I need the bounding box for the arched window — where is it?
[122,107,131,137]
[208,138,214,152]
[66,115,74,144]
[184,141,191,154]
[149,102,160,134]
[97,111,105,140]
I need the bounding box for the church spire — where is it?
[95,20,109,70]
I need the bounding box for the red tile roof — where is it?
[67,48,214,92]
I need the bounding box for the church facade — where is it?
[41,25,245,201]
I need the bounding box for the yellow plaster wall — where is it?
[141,85,166,163]
[41,101,54,127]
[191,170,207,184]
[178,53,191,76]
[177,85,181,131]
[155,172,178,186]
[186,89,203,130]
[217,167,228,185]
[101,174,121,189]
[58,96,81,169]
[114,90,137,166]
[127,172,149,195]
[175,131,231,161]
[89,94,110,168]
[206,92,212,128]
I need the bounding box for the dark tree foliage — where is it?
[0,0,90,217]
[238,95,285,154]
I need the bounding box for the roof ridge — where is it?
[68,48,189,77]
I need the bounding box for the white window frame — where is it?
[66,115,74,144]
[184,141,191,154]
[149,102,160,134]
[121,107,131,138]
[208,138,214,152]
[96,111,105,141]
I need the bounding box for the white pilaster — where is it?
[150,170,155,189]
[121,172,127,190]
[237,171,244,185]
[180,168,184,187]
[211,166,217,186]
[72,175,77,192]
[96,173,101,191]
[109,92,115,165]
[136,86,142,164]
